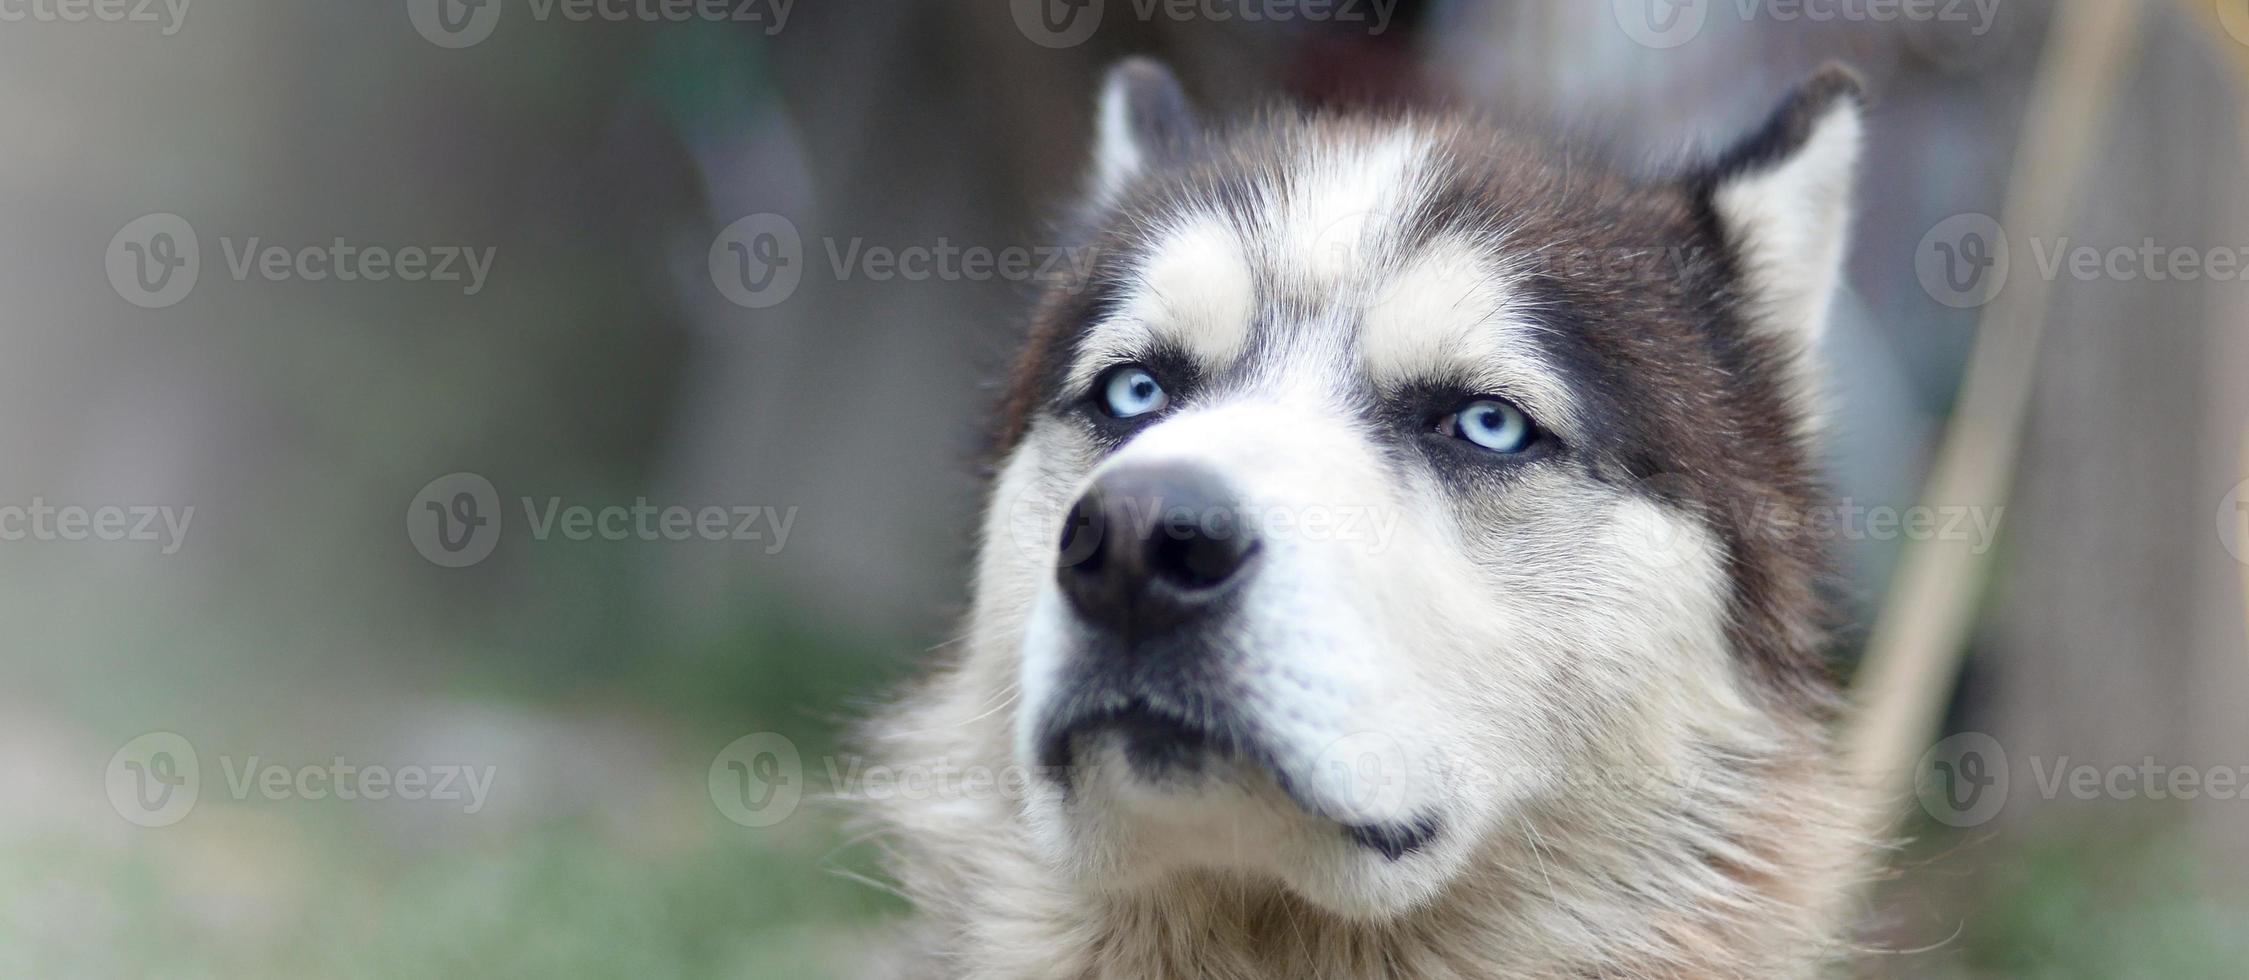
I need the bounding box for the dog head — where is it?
[971,59,1861,918]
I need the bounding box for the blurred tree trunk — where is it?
[1977,10,2249,863]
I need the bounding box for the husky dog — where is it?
[861,58,1870,978]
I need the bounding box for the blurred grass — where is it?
[1,698,907,979]
[2,816,899,979]
[1876,813,2249,979]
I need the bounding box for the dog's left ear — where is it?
[1090,57,1201,203]
[1698,64,1866,434]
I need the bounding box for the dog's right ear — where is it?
[1091,58,1200,203]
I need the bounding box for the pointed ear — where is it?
[1701,64,1866,437]
[1091,58,1201,202]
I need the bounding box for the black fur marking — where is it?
[1699,62,1866,187]
[1345,814,1442,861]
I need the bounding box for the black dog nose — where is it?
[1057,462,1259,637]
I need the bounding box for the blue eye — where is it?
[1444,398,1536,453]
[1098,365,1169,419]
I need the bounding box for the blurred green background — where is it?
[3,1,2247,977]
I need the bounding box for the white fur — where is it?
[1273,129,1434,292]
[859,114,1868,980]
[1361,239,1581,436]
[1070,214,1258,392]
[1711,101,1863,436]
[1090,70,1148,203]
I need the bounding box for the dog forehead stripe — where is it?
[1272,126,1436,288]
[1071,213,1256,388]
[1360,240,1578,432]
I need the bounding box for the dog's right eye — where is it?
[1096,364,1169,419]
[1436,397,1539,454]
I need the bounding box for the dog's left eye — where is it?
[1439,398,1537,454]
[1097,364,1169,419]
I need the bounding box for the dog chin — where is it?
[1023,706,1470,920]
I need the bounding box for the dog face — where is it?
[972,60,1861,918]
